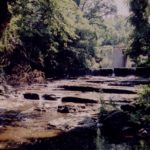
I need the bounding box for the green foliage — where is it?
[79,0,116,23]
[0,0,99,76]
[103,16,132,46]
[75,0,119,68]
[78,0,117,46]
[138,85,150,106]
[130,85,150,123]
[1,0,132,76]
[0,16,20,52]
[128,0,150,66]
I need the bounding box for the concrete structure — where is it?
[112,47,127,68]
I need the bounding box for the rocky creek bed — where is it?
[0,76,150,149]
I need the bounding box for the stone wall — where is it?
[91,67,150,77]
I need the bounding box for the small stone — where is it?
[42,94,58,101]
[57,105,78,113]
[80,105,86,109]
[48,124,56,129]
[57,105,70,113]
[35,107,46,112]
[0,89,3,94]
[138,128,148,138]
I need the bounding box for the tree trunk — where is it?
[0,0,11,36]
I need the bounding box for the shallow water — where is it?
[0,76,149,149]
[16,129,150,150]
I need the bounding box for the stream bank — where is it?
[0,75,150,149]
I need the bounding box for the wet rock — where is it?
[80,105,86,109]
[24,93,39,100]
[135,67,150,77]
[87,80,115,84]
[42,94,58,101]
[121,126,137,137]
[48,117,76,131]
[100,110,130,135]
[0,85,9,95]
[138,128,148,138]
[34,107,46,112]
[121,104,136,112]
[76,118,97,131]
[127,121,141,130]
[134,103,145,111]
[102,88,137,94]
[110,80,150,86]
[60,85,137,94]
[47,124,57,129]
[0,89,3,94]
[0,110,23,126]
[48,116,97,132]
[57,105,77,113]
[57,104,87,113]
[57,105,70,113]
[102,111,130,124]
[99,113,110,124]
[60,85,100,92]
[145,106,150,115]
[109,82,134,87]
[62,97,97,104]
[78,117,97,126]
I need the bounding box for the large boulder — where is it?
[100,110,130,135]
[121,104,136,112]
[99,110,143,138]
[121,126,137,138]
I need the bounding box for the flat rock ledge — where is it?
[48,115,98,132]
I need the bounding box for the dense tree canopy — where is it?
[0,0,143,78]
[103,16,132,46]
[0,0,99,76]
[128,0,150,66]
